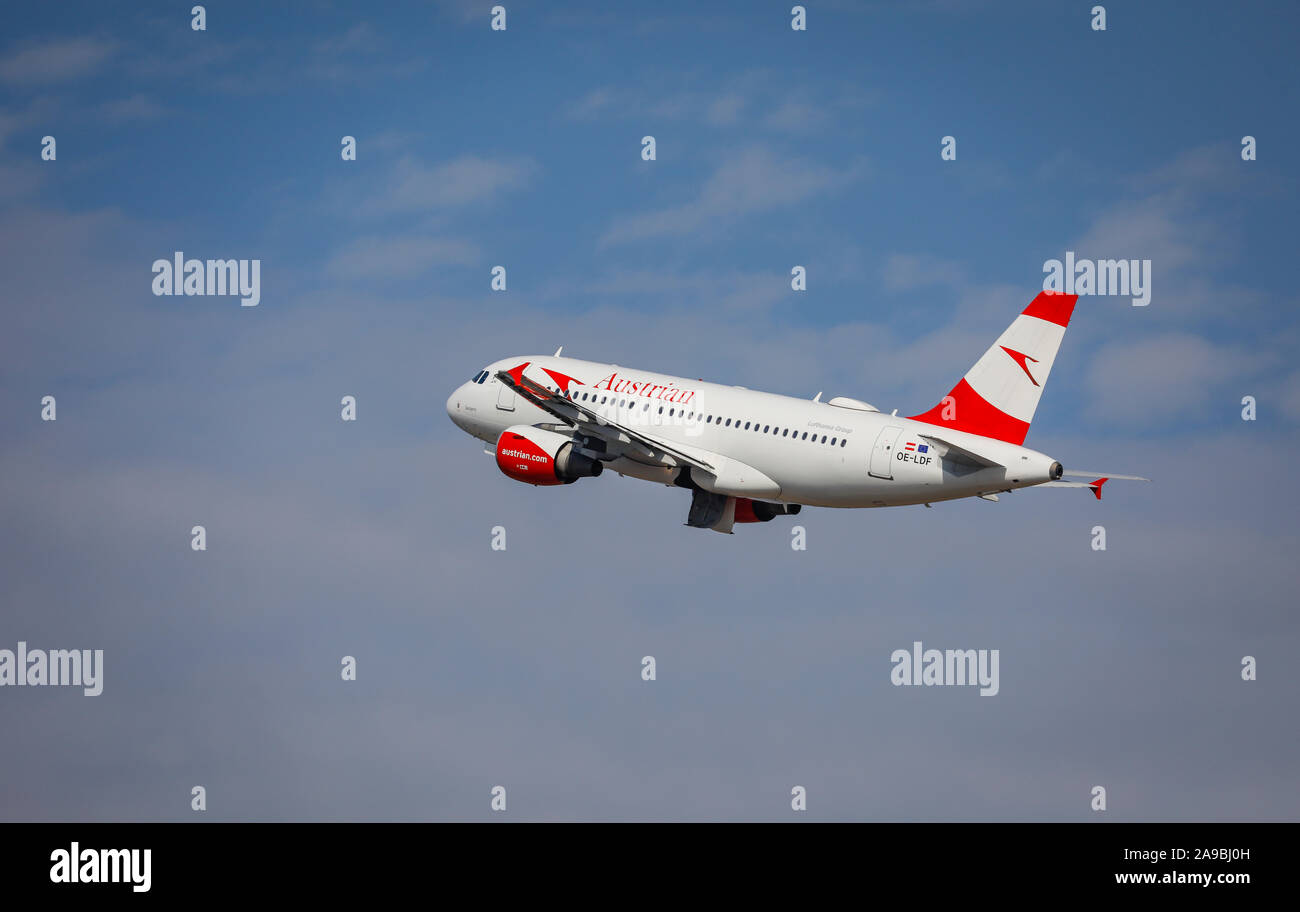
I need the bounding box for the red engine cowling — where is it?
[733,497,802,523]
[495,426,604,486]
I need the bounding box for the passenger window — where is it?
[840,439,847,447]
[763,425,769,433]
[782,429,789,437]
[831,438,837,445]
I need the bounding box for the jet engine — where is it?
[495,426,604,486]
[734,497,803,523]
[688,490,802,531]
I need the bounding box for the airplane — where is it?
[445,291,1148,532]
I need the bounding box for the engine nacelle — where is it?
[495,426,604,486]
[733,497,802,523]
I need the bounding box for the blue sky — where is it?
[5,1,1298,437]
[1,1,1298,820]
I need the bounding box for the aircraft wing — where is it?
[494,365,718,473]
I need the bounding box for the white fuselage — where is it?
[446,356,1062,508]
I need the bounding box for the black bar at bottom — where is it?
[0,823,1284,898]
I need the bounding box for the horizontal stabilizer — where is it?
[1038,469,1150,499]
[1038,480,1103,497]
[1061,470,1150,482]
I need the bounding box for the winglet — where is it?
[1089,478,1109,500]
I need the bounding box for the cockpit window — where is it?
[472,370,490,384]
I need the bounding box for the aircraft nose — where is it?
[446,384,468,427]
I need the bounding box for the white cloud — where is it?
[1131,143,1246,195]
[0,162,45,202]
[1084,332,1263,425]
[563,74,875,131]
[0,36,117,84]
[565,87,616,120]
[0,96,56,150]
[882,253,966,291]
[762,100,827,133]
[312,23,380,55]
[98,94,166,123]
[554,267,790,315]
[1276,371,1300,423]
[434,0,517,23]
[1072,195,1215,277]
[600,146,866,246]
[377,154,535,212]
[704,92,746,126]
[327,235,479,279]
